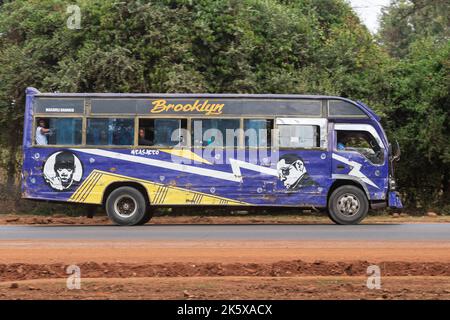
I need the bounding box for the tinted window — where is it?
[192,119,240,147]
[278,125,320,148]
[87,118,134,146]
[35,118,82,145]
[138,119,187,147]
[244,119,273,147]
[34,98,84,114]
[328,100,367,117]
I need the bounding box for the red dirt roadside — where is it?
[1,276,449,300]
[0,239,449,299]
[1,213,449,300]
[1,213,449,225]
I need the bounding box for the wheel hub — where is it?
[114,196,137,218]
[337,193,360,217]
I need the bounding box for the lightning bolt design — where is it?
[332,153,379,189]
[73,149,277,183]
[229,158,278,181]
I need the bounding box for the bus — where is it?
[21,87,402,225]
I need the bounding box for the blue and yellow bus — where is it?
[21,87,402,225]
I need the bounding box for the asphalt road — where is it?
[0,224,449,241]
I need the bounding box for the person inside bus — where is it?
[35,118,51,145]
[138,128,152,146]
[336,132,350,151]
[336,131,381,163]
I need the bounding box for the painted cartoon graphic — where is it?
[276,153,316,190]
[43,151,83,191]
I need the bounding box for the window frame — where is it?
[137,116,189,149]
[32,115,84,147]
[85,116,136,147]
[275,118,328,150]
[243,118,275,150]
[333,123,386,166]
[32,113,331,151]
[190,117,244,149]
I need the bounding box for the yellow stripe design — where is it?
[160,149,212,165]
[69,170,249,206]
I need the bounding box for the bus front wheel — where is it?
[106,186,151,226]
[328,185,368,225]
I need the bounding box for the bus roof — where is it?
[27,87,378,120]
[27,87,351,100]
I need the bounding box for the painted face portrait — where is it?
[55,155,75,188]
[43,151,83,191]
[277,154,315,190]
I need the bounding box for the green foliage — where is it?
[1,0,379,95]
[380,39,450,207]
[378,0,449,58]
[376,0,450,209]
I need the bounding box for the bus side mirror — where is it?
[390,139,400,162]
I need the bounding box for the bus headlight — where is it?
[389,177,397,191]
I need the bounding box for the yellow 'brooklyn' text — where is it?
[150,99,224,115]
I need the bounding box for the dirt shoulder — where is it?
[2,260,450,282]
[1,276,449,300]
[1,213,449,225]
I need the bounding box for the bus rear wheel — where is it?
[328,185,368,225]
[106,186,151,226]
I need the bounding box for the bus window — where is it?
[278,124,320,148]
[244,119,273,148]
[138,119,187,147]
[35,117,82,146]
[192,119,240,147]
[86,118,134,146]
[336,130,384,164]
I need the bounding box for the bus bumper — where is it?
[388,191,403,209]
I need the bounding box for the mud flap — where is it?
[388,191,403,209]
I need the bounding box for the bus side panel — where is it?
[21,147,332,208]
[240,149,331,207]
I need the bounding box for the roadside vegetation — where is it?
[0,0,448,215]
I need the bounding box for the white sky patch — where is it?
[347,0,392,33]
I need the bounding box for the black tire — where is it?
[328,185,368,225]
[105,187,150,226]
[136,207,154,225]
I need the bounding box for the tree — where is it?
[380,39,450,207]
[378,0,449,58]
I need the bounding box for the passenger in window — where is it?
[337,134,348,151]
[138,128,152,146]
[36,119,51,145]
[337,141,346,150]
[337,133,357,151]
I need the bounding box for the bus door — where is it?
[332,123,387,199]
[274,118,329,206]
